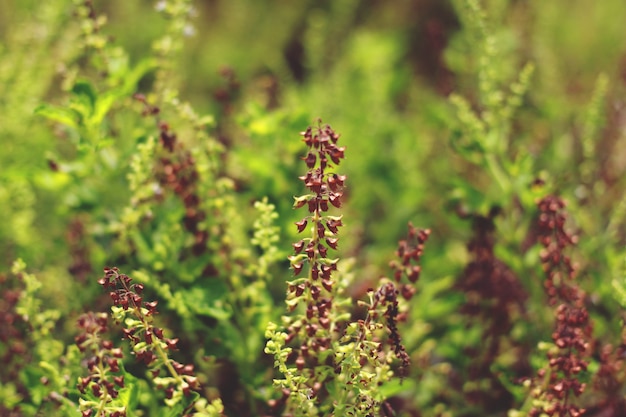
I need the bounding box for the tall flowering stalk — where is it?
[529,196,593,417]
[266,122,428,416]
[387,223,431,375]
[288,122,347,370]
[265,121,346,415]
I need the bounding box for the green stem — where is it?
[95,356,111,416]
[484,153,509,195]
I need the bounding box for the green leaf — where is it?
[33,170,72,191]
[93,89,121,125]
[183,284,232,321]
[34,104,78,129]
[123,58,158,94]
[448,178,492,216]
[0,381,23,409]
[129,230,155,265]
[19,366,48,405]
[95,137,116,150]
[67,80,99,130]
[448,129,485,162]
[58,401,83,417]
[116,370,140,412]
[71,80,97,109]
[164,400,188,417]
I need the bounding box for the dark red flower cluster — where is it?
[75,312,126,417]
[98,267,156,314]
[133,94,212,263]
[530,196,593,417]
[290,122,346,279]
[385,223,430,376]
[98,267,200,397]
[389,223,430,299]
[536,197,578,306]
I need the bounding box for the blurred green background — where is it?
[2,0,625,273]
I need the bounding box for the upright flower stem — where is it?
[266,122,429,416]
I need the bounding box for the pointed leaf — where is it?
[34,104,78,129]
